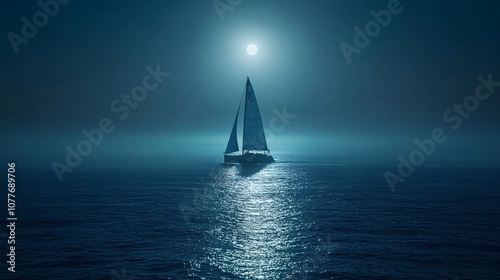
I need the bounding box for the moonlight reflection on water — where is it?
[193,163,311,279]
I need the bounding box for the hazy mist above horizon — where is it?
[1,0,500,169]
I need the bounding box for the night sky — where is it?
[1,0,500,170]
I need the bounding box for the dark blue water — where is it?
[3,158,500,279]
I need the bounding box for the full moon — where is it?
[246,44,258,56]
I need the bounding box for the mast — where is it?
[242,78,248,155]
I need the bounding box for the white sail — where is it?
[225,104,240,154]
[243,78,268,151]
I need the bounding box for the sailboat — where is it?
[224,77,275,163]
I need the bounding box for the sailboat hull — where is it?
[224,153,275,164]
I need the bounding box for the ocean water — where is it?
[3,158,500,279]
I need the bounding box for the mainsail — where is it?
[242,77,268,151]
[223,77,274,163]
[225,103,240,154]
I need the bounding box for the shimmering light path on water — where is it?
[9,161,500,279]
[191,164,309,279]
